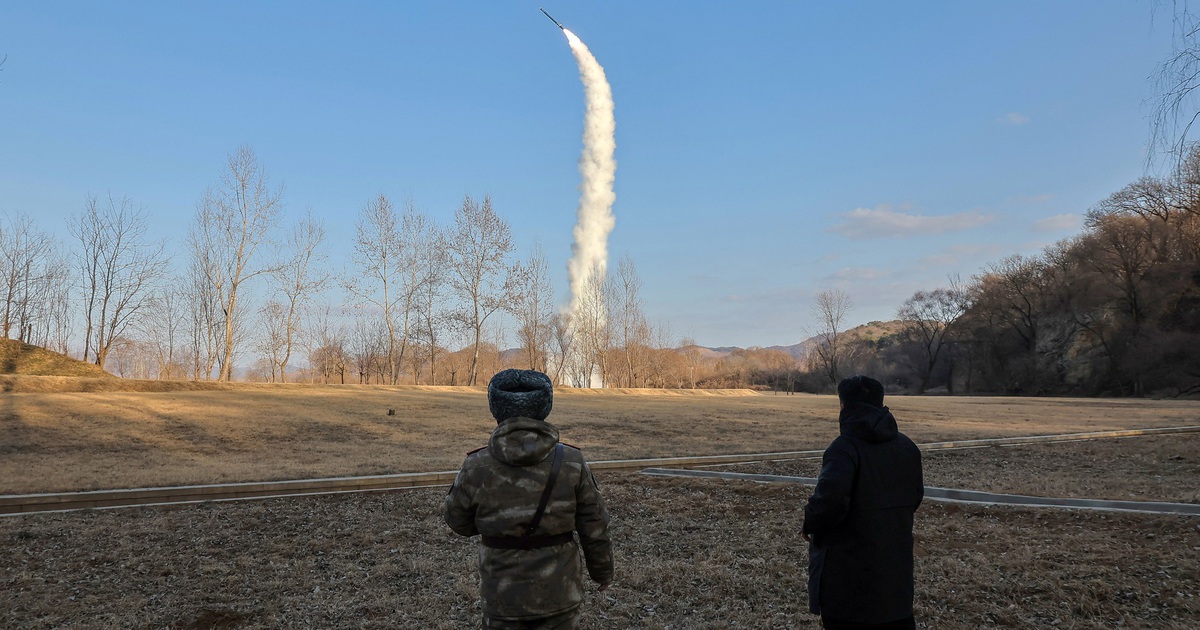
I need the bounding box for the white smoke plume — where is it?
[562,29,616,320]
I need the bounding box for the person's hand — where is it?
[801,530,812,542]
[598,583,611,592]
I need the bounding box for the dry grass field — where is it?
[1,467,1196,629]
[729,433,1200,504]
[1,380,1198,628]
[2,376,1198,493]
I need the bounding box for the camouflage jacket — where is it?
[444,417,614,620]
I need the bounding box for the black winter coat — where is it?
[803,401,923,624]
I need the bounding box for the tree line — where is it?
[0,146,676,387]
[652,142,1200,398]
[760,147,1200,398]
[5,145,1199,396]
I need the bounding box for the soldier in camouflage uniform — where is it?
[445,369,614,630]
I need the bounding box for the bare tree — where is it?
[548,312,575,385]
[643,319,674,388]
[257,300,288,382]
[142,287,187,379]
[413,220,448,384]
[1075,215,1171,396]
[183,261,221,380]
[611,255,650,387]
[348,314,388,384]
[15,242,71,352]
[895,285,970,394]
[70,194,167,369]
[0,213,63,344]
[571,261,612,387]
[345,195,429,384]
[982,255,1050,355]
[309,304,347,384]
[188,146,283,381]
[73,201,103,360]
[445,194,515,386]
[41,250,74,355]
[0,214,72,354]
[397,204,438,383]
[960,254,1057,393]
[105,337,157,379]
[1151,2,1200,158]
[310,341,347,384]
[811,289,854,386]
[346,194,402,383]
[266,213,328,382]
[678,337,704,390]
[508,243,555,372]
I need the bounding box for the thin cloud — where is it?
[918,243,1006,268]
[1030,213,1081,233]
[828,267,893,282]
[828,205,995,239]
[918,254,962,268]
[998,112,1030,125]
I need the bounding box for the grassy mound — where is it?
[0,339,112,378]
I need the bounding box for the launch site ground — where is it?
[1,379,1197,628]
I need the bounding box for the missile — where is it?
[540,8,565,30]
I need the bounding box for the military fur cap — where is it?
[488,369,554,422]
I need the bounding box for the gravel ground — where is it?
[2,471,1197,629]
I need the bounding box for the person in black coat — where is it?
[802,375,924,630]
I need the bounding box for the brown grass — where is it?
[3,382,1199,493]
[725,433,1200,503]
[1,471,1196,629]
[0,342,111,379]
[2,385,1197,628]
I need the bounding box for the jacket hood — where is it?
[838,401,899,444]
[488,417,560,466]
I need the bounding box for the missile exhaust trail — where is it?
[540,8,566,30]
[538,9,618,381]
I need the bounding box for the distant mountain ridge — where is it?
[705,320,906,360]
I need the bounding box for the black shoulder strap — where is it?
[525,443,564,537]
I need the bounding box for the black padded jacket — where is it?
[802,401,924,624]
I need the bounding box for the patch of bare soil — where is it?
[723,433,1200,503]
[1,474,1196,629]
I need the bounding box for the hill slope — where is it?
[764,320,908,360]
[0,339,112,377]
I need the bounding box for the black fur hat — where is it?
[488,369,554,422]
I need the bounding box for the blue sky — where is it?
[0,2,1177,348]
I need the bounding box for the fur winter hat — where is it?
[488,369,554,422]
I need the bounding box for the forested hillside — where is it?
[954,147,1200,396]
[784,148,1200,397]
